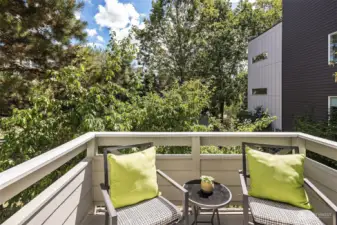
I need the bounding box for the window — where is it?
[328,32,337,65]
[329,96,337,119]
[252,52,268,64]
[252,88,267,95]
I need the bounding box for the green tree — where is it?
[0,46,136,221]
[235,0,282,38]
[132,80,216,132]
[0,0,87,116]
[0,0,87,75]
[253,0,282,35]
[103,32,143,95]
[197,0,247,122]
[135,0,204,89]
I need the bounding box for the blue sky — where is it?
[76,0,247,48]
[76,0,151,48]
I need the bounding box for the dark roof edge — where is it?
[248,20,283,42]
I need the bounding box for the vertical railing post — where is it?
[87,137,97,203]
[292,137,306,155]
[192,136,201,178]
[87,137,98,158]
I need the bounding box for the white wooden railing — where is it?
[0,132,337,225]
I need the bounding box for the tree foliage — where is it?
[133,81,216,132]
[294,111,337,170]
[135,0,203,88]
[0,0,87,75]
[0,0,87,116]
[295,110,337,143]
[103,32,143,93]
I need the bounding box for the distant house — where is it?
[248,22,282,130]
[248,0,337,131]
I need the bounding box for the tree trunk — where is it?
[220,101,225,123]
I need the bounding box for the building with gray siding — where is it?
[248,0,337,131]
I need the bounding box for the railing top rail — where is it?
[95,132,337,152]
[0,132,95,190]
[299,133,337,149]
[1,131,337,194]
[94,132,300,138]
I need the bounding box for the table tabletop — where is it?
[183,179,232,209]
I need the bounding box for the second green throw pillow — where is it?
[247,149,312,209]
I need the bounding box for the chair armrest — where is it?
[239,170,248,196]
[156,169,189,225]
[304,178,337,213]
[100,184,117,220]
[239,170,250,225]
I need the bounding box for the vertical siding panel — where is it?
[282,0,337,130]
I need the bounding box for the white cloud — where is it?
[95,0,139,29]
[97,35,104,43]
[114,26,131,40]
[86,28,98,37]
[75,11,81,20]
[95,0,143,41]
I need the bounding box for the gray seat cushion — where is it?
[116,196,182,225]
[248,197,324,225]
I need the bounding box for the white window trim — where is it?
[252,52,268,64]
[328,31,337,64]
[328,96,337,118]
[252,88,268,95]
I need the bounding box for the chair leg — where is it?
[105,212,117,225]
[243,196,249,225]
[183,192,189,225]
[105,212,110,225]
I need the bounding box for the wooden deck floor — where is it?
[81,211,245,225]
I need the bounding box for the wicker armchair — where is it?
[239,142,337,225]
[100,143,189,225]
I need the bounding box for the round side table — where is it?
[183,179,232,225]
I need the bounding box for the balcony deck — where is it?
[0,132,337,225]
[81,211,245,225]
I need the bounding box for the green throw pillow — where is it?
[108,147,159,208]
[247,149,312,209]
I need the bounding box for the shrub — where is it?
[294,111,337,170]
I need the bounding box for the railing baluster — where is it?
[192,136,201,178]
